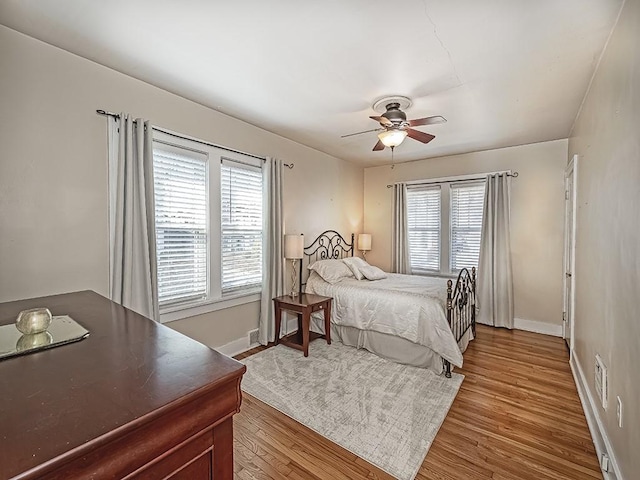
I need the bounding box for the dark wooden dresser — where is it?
[0,291,246,480]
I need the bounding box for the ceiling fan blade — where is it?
[369,115,393,126]
[372,139,385,151]
[409,115,447,127]
[341,128,383,138]
[406,128,436,144]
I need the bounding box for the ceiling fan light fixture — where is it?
[378,129,407,148]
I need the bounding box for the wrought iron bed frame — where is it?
[298,230,476,378]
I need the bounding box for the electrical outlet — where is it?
[616,396,623,428]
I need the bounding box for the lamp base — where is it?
[290,258,299,297]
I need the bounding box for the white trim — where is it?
[215,335,256,358]
[211,315,308,358]
[413,271,458,280]
[513,318,563,337]
[160,292,260,323]
[571,156,578,349]
[287,314,328,336]
[286,316,300,335]
[570,354,622,480]
[563,155,578,350]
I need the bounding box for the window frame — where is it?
[152,131,262,323]
[406,185,442,275]
[153,142,210,309]
[448,180,486,273]
[220,157,264,294]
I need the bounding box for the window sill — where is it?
[160,289,261,324]
[412,270,458,280]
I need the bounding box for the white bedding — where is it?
[305,271,464,368]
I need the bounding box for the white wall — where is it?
[0,26,363,348]
[364,139,567,329]
[568,0,639,476]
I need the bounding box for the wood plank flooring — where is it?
[233,325,601,479]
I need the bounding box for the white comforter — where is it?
[305,272,464,367]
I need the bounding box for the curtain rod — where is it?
[96,109,292,166]
[386,171,518,188]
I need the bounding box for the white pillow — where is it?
[308,259,354,284]
[342,257,369,280]
[359,264,387,281]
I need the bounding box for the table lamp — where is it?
[358,233,372,261]
[284,234,304,297]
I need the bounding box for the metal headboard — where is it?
[299,230,354,294]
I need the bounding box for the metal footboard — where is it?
[443,267,477,378]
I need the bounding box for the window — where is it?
[152,132,263,316]
[153,145,208,307]
[407,186,441,273]
[221,159,263,293]
[450,183,485,271]
[406,179,485,274]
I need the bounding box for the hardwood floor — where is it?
[233,325,601,479]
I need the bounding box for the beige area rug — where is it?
[240,340,463,480]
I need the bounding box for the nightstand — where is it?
[273,293,332,357]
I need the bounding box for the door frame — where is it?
[563,154,578,353]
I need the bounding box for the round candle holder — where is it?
[16,308,52,335]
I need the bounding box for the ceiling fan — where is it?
[342,97,446,151]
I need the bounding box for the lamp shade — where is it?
[284,234,304,259]
[357,233,372,251]
[378,129,407,148]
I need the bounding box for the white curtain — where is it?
[107,114,159,321]
[258,157,285,345]
[477,173,514,328]
[391,183,412,274]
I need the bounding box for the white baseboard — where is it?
[220,318,560,356]
[570,353,622,480]
[215,335,258,357]
[286,316,299,334]
[213,316,302,358]
[513,317,563,337]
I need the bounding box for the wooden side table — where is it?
[273,293,332,357]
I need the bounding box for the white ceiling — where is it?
[0,0,623,166]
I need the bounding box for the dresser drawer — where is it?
[128,430,213,480]
[167,451,212,480]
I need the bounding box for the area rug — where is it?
[240,341,463,480]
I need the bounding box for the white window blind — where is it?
[153,146,208,307]
[407,186,441,272]
[450,182,485,271]
[221,159,263,293]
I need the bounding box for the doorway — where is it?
[563,155,578,350]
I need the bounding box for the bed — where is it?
[300,230,476,377]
